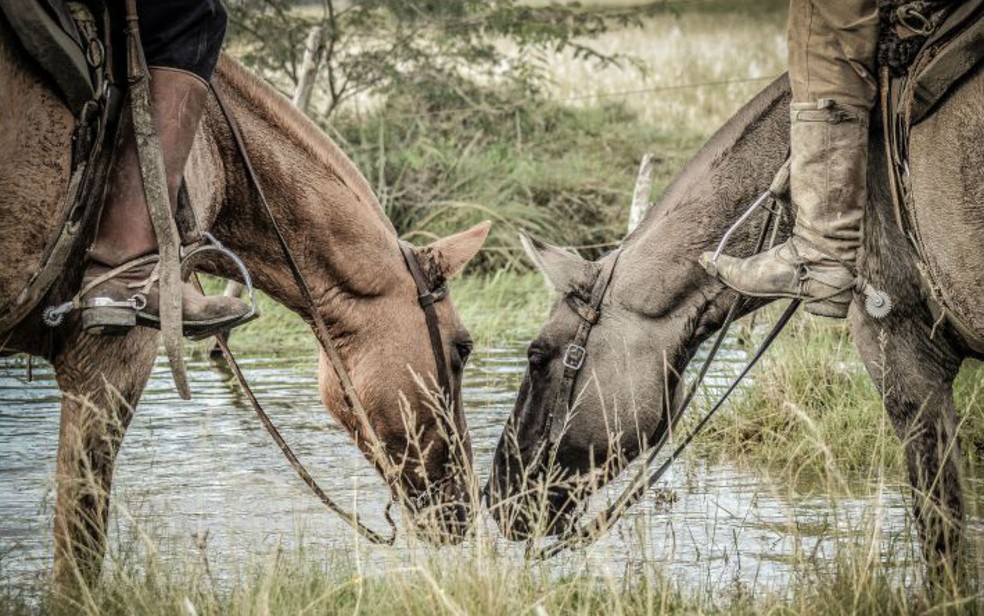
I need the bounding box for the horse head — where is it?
[485,80,792,540]
[316,222,491,544]
[484,233,711,539]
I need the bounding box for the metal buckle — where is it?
[897,4,934,36]
[563,343,586,370]
[417,286,447,308]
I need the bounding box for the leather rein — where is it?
[210,87,454,545]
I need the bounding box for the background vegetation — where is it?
[5,0,984,613]
[227,0,786,270]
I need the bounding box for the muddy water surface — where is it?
[0,341,925,592]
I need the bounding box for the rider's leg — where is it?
[83,1,248,336]
[700,0,879,318]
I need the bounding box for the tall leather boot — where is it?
[81,67,249,336]
[700,99,868,318]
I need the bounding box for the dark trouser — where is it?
[110,0,227,82]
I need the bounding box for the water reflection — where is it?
[0,339,921,591]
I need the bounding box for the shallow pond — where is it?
[0,340,931,594]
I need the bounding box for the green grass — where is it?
[333,92,702,273]
[0,513,959,616]
[452,271,553,347]
[2,513,972,616]
[694,312,984,486]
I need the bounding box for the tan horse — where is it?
[0,21,489,588]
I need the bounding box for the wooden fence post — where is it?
[627,153,656,234]
[292,26,325,111]
[211,26,325,356]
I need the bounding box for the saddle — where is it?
[879,0,984,353]
[0,0,254,396]
[0,0,126,337]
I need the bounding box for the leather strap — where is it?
[0,4,120,334]
[211,84,460,542]
[536,298,801,559]
[880,66,984,355]
[398,243,451,396]
[123,0,189,398]
[545,248,623,449]
[211,84,393,478]
[533,196,787,559]
[206,290,396,545]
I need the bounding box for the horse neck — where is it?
[613,77,793,321]
[200,58,408,319]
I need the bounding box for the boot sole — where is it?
[138,307,259,341]
[82,307,259,339]
[82,307,137,336]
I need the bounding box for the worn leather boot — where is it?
[82,67,249,336]
[700,100,868,318]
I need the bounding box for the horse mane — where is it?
[213,55,395,232]
[626,75,791,247]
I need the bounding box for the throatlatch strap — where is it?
[546,249,623,448]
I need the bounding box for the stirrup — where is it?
[178,233,260,340]
[44,233,259,338]
[704,187,893,320]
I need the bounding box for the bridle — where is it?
[398,243,452,396]
[524,187,804,559]
[211,87,457,544]
[538,248,623,461]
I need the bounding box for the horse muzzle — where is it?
[402,475,473,544]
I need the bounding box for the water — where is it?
[0,342,922,593]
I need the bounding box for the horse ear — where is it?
[519,231,594,293]
[427,220,492,279]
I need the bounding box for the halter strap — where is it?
[545,248,623,448]
[398,242,451,398]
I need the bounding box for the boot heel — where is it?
[82,307,137,336]
[804,294,851,319]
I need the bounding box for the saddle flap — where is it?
[0,0,93,113]
[909,0,984,124]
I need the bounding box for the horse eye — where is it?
[455,341,473,364]
[527,347,545,368]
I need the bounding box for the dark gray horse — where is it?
[486,71,984,582]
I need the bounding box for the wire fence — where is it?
[353,74,782,123]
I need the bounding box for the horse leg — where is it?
[852,308,965,593]
[50,326,157,591]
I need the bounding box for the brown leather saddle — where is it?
[879,0,984,353]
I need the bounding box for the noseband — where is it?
[540,248,624,456]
